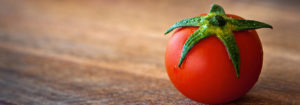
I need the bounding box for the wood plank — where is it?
[0,44,298,104]
[0,46,198,105]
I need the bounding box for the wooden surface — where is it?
[0,0,299,104]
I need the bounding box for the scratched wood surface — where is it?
[0,0,299,105]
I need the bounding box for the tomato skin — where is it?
[165,14,263,104]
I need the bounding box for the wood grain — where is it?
[0,0,299,104]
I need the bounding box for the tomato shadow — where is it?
[227,92,276,105]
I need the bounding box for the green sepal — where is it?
[178,26,212,67]
[164,4,273,78]
[227,18,273,31]
[209,4,225,15]
[164,16,204,34]
[216,31,240,78]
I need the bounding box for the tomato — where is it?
[165,14,263,104]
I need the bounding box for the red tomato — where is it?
[165,14,263,104]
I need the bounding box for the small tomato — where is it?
[164,4,272,104]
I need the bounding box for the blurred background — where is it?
[0,0,299,104]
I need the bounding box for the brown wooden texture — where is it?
[0,0,299,104]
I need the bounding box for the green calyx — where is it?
[164,4,272,78]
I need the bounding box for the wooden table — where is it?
[0,0,299,104]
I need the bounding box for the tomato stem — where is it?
[165,4,272,78]
[210,15,226,27]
